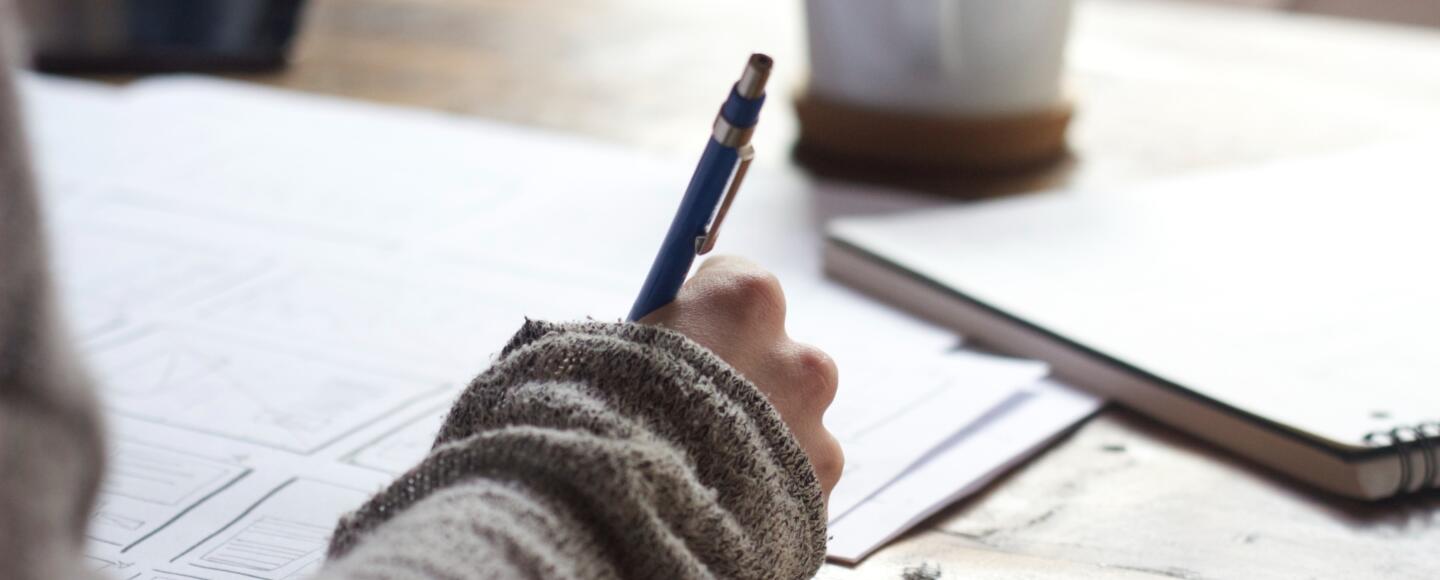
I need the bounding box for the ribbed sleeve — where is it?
[319,320,827,580]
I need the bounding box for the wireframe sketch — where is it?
[85,554,120,572]
[48,219,267,337]
[164,478,370,579]
[88,441,249,550]
[191,266,522,369]
[186,256,632,375]
[345,405,448,475]
[85,328,443,454]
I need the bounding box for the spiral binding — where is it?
[1363,421,1440,496]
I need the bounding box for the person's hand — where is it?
[639,256,843,502]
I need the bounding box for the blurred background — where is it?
[18,0,1440,199]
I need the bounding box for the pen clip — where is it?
[696,143,754,255]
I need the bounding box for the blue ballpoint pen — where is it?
[627,54,772,321]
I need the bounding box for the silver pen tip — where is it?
[736,53,773,99]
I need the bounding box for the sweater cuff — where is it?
[328,320,826,578]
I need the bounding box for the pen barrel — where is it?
[627,138,741,321]
[721,86,766,129]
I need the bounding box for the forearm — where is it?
[0,8,108,580]
[318,478,621,580]
[318,320,827,580]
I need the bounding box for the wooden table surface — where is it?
[233,0,1440,577]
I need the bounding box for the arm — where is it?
[0,6,108,579]
[317,257,841,580]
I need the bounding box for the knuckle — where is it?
[733,269,784,304]
[714,270,785,321]
[812,437,845,485]
[792,345,839,405]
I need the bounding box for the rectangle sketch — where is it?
[85,554,120,572]
[84,554,142,579]
[187,261,623,373]
[47,217,269,338]
[88,440,249,550]
[85,327,445,454]
[170,478,371,579]
[48,218,267,338]
[345,405,449,475]
[191,266,521,369]
[201,518,328,575]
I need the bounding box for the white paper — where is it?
[825,352,1046,517]
[827,379,1102,563]
[20,74,1092,576]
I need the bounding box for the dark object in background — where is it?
[20,0,306,73]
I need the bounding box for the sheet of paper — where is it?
[827,379,1103,563]
[21,73,1088,576]
[825,352,1046,517]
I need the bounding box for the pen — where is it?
[627,53,772,321]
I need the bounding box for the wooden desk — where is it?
[233,0,1440,577]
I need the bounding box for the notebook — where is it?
[825,139,1440,500]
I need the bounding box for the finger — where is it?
[785,341,839,411]
[642,256,771,327]
[809,431,845,495]
[635,297,680,326]
[681,259,787,333]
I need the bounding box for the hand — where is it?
[639,256,843,503]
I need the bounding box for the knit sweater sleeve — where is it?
[314,319,829,580]
[0,10,110,580]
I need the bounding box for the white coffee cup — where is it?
[804,0,1073,117]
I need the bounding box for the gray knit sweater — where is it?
[0,9,827,579]
[319,320,827,580]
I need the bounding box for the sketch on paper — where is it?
[48,220,267,338]
[88,441,249,551]
[344,405,449,475]
[86,328,444,454]
[166,478,370,579]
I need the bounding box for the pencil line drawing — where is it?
[87,328,444,455]
[88,440,250,552]
[342,404,449,475]
[48,219,269,338]
[171,478,371,580]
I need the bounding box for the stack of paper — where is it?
[22,74,1099,576]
